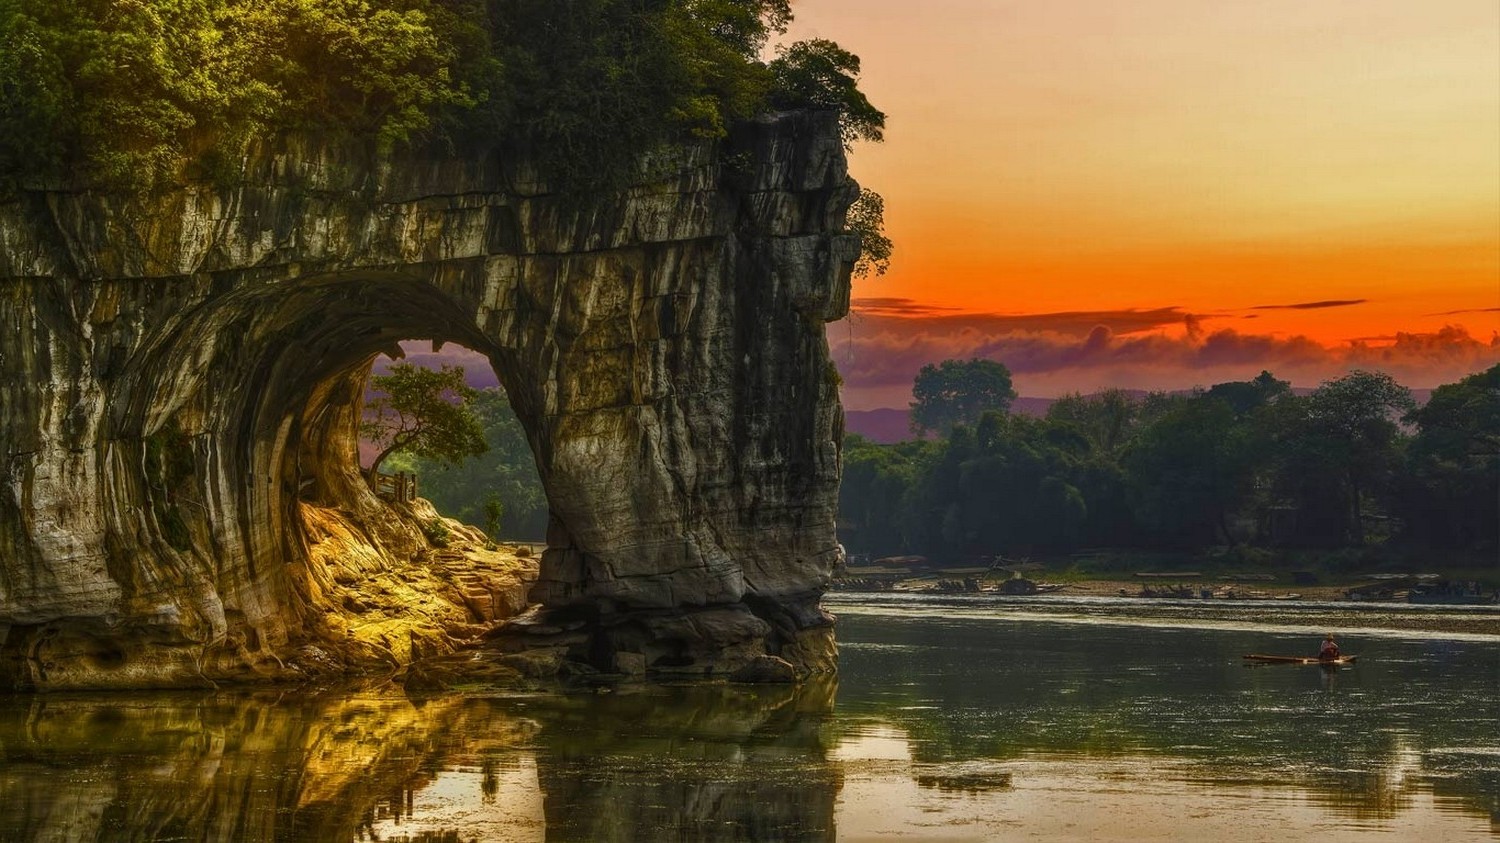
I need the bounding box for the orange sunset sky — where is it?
[784,1,1500,408]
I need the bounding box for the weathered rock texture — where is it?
[0,111,855,688]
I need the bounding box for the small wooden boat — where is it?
[1243,654,1358,665]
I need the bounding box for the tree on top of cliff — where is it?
[0,0,474,190]
[0,0,881,193]
[767,38,885,147]
[360,362,487,487]
[909,359,1018,438]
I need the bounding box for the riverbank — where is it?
[1060,578,1349,601]
[836,569,1406,602]
[827,584,1500,639]
[837,550,1498,605]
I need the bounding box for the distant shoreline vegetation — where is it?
[840,362,1499,567]
[0,0,884,193]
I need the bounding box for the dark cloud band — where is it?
[848,303,1210,337]
[1250,299,1367,310]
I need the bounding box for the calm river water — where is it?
[1,594,1496,841]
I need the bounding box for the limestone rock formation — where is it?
[0,111,857,688]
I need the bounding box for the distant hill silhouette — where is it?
[845,399,1054,443]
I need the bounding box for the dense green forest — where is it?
[840,363,1499,566]
[0,0,883,191]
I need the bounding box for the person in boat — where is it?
[1318,634,1340,660]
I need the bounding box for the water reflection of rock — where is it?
[506,679,840,842]
[0,680,840,842]
[0,687,531,842]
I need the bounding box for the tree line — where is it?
[840,359,1499,563]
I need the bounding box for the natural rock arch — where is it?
[0,112,856,688]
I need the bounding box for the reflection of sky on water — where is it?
[835,729,1485,842]
[827,722,1491,842]
[827,600,1500,840]
[0,598,1495,841]
[368,760,545,842]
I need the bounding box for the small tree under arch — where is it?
[360,362,487,489]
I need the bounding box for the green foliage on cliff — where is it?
[0,0,472,188]
[845,188,891,278]
[0,0,883,192]
[767,38,883,147]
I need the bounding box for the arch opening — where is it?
[227,274,546,676]
[364,344,549,543]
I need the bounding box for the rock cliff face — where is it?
[0,111,855,688]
